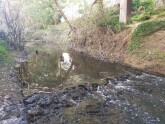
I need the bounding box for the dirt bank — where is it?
[69,26,165,76]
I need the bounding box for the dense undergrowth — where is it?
[98,7,125,32]
[131,7,165,21]
[129,20,165,52]
[0,38,10,63]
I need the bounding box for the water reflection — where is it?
[22,49,133,88]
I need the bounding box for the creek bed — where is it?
[21,43,165,124]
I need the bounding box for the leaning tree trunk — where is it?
[54,0,73,29]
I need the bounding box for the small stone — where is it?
[38,96,51,107]
[24,97,36,105]
[65,99,77,107]
[43,87,49,91]
[28,108,43,117]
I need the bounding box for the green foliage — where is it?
[141,0,154,10]
[132,0,154,11]
[129,20,165,52]
[98,8,125,32]
[131,6,165,22]
[0,39,10,63]
[131,13,151,21]
[132,0,141,11]
[24,0,58,29]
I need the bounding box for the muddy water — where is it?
[22,44,165,124]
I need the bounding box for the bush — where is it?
[132,0,141,11]
[132,0,154,11]
[98,8,125,32]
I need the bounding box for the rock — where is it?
[28,107,43,117]
[0,117,27,124]
[71,90,85,100]
[43,87,49,92]
[91,83,99,90]
[38,96,52,107]
[77,84,86,89]
[53,97,60,104]
[84,105,102,114]
[0,111,7,119]
[4,95,12,101]
[65,99,77,107]
[24,96,36,105]
[4,105,15,112]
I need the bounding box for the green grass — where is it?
[0,38,11,63]
[129,20,165,52]
[131,13,151,21]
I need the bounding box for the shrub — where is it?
[98,8,125,32]
[132,0,154,11]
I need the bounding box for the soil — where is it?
[70,26,165,76]
[124,30,165,75]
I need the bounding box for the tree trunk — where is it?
[54,0,73,29]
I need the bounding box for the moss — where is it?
[129,20,165,52]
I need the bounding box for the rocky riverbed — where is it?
[23,72,165,124]
[0,51,28,124]
[0,64,28,124]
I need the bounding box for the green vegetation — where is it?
[132,0,154,11]
[148,7,165,16]
[131,13,150,21]
[129,20,165,52]
[0,38,10,63]
[98,8,125,32]
[131,6,165,22]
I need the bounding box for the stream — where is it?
[20,43,165,124]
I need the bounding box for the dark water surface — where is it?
[22,44,165,124]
